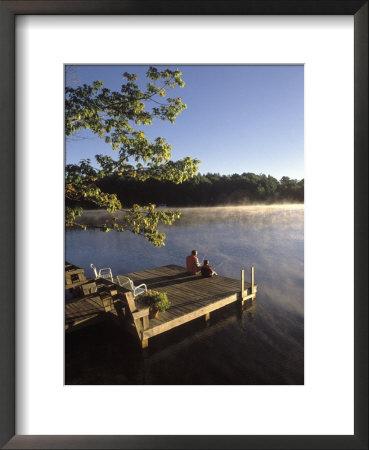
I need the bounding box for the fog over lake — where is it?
[66,204,304,385]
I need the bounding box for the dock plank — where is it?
[143,293,240,339]
[120,265,251,333]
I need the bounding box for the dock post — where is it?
[100,293,113,312]
[241,269,245,303]
[205,312,210,323]
[142,315,149,331]
[251,266,255,299]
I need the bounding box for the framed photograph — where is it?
[1,1,367,449]
[63,63,305,383]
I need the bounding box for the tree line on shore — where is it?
[96,172,304,207]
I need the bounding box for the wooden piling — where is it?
[251,266,255,299]
[241,269,245,300]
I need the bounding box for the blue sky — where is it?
[66,65,304,181]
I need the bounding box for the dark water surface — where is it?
[65,205,304,385]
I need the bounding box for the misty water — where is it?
[65,205,304,385]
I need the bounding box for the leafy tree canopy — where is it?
[65,67,200,246]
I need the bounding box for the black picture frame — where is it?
[0,1,367,449]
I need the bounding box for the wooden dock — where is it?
[65,262,258,348]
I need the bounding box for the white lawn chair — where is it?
[90,263,113,282]
[116,275,147,298]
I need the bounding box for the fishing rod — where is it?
[198,248,208,264]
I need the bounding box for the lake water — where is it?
[65,205,304,385]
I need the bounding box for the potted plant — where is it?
[142,290,170,319]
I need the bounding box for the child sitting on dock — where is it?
[201,259,217,278]
[186,250,201,274]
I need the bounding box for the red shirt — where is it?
[186,254,200,274]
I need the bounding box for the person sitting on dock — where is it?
[201,259,217,278]
[186,250,201,275]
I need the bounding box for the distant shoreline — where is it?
[94,173,304,208]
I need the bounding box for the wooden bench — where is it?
[82,282,97,296]
[123,291,150,348]
[65,267,87,288]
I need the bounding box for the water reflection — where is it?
[66,205,304,384]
